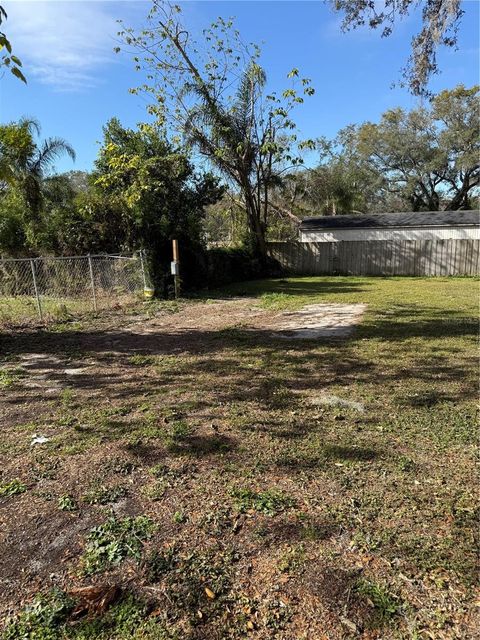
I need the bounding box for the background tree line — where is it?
[0,0,477,289]
[1,83,477,275]
[203,84,479,245]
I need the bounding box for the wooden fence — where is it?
[267,239,480,276]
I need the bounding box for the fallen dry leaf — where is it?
[205,587,215,599]
[69,584,120,619]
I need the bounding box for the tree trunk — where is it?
[243,189,268,263]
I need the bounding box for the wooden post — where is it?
[172,239,180,299]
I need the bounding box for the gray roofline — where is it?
[300,210,480,230]
[301,223,479,231]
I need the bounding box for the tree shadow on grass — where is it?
[0,302,478,412]
[166,433,235,457]
[194,277,372,300]
[258,516,339,544]
[323,444,379,462]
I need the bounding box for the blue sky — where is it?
[2,0,479,173]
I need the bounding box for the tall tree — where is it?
[0,117,75,217]
[328,85,479,212]
[331,0,464,96]
[117,0,315,262]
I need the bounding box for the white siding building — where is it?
[299,210,480,242]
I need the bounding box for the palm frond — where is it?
[18,116,41,138]
[29,137,76,176]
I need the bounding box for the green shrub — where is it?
[81,516,154,575]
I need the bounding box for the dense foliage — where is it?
[92,118,224,291]
[0,117,224,292]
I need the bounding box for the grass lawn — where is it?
[0,276,478,639]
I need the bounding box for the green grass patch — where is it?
[0,368,24,387]
[0,479,26,497]
[1,589,176,640]
[82,484,127,505]
[355,579,400,625]
[230,488,296,516]
[81,516,155,575]
[58,494,77,512]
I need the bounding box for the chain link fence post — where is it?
[29,258,43,322]
[139,250,147,291]
[87,254,97,312]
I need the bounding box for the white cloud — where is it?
[6,0,124,92]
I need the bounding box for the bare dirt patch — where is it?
[259,303,368,339]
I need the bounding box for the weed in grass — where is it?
[59,388,75,408]
[61,443,88,456]
[153,462,191,481]
[57,414,78,429]
[355,579,399,624]
[166,420,193,444]
[164,548,237,618]
[1,587,74,640]
[142,481,168,502]
[259,292,293,310]
[264,598,293,631]
[214,326,252,344]
[0,368,23,387]
[105,457,136,476]
[58,494,77,512]
[278,544,306,573]
[398,455,416,472]
[170,420,192,440]
[0,479,26,497]
[173,511,187,524]
[200,508,238,536]
[82,484,127,505]
[128,354,156,366]
[149,463,172,479]
[142,546,177,583]
[81,516,155,575]
[230,488,296,516]
[296,514,334,541]
[31,457,60,481]
[154,355,180,372]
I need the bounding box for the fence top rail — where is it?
[0,253,139,263]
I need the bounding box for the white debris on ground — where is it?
[269,303,367,339]
[311,394,365,413]
[64,368,86,376]
[31,434,50,445]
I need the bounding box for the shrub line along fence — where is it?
[267,239,480,276]
[0,253,148,324]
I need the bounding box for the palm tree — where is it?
[0,116,76,217]
[182,63,274,257]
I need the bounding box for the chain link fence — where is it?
[0,253,150,326]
